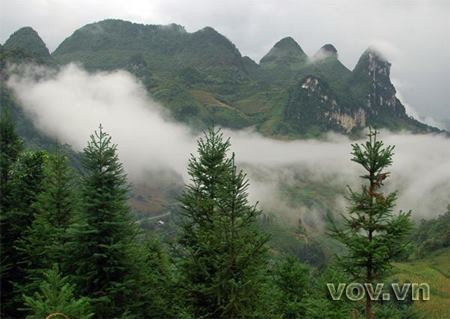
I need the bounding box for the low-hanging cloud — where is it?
[7,64,450,222]
[8,64,196,178]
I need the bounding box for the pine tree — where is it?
[272,256,309,318]
[22,266,93,319]
[129,237,176,318]
[329,129,412,319]
[0,107,23,317]
[304,264,353,319]
[2,149,47,317]
[66,126,140,318]
[16,152,78,297]
[178,128,269,318]
[0,107,23,213]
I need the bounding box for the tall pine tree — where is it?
[66,126,139,318]
[178,128,269,318]
[329,130,412,319]
[16,152,78,298]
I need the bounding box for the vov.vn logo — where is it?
[327,282,430,301]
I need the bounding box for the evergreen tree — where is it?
[66,126,140,318]
[22,266,93,319]
[329,130,412,319]
[16,152,78,297]
[2,149,47,317]
[272,256,309,318]
[0,107,23,317]
[304,264,354,319]
[129,237,176,318]
[0,107,23,213]
[178,128,269,318]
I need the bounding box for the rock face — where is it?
[365,51,397,110]
[350,48,410,126]
[281,46,439,134]
[284,76,367,133]
[280,39,447,135]
[328,109,366,132]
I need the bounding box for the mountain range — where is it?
[0,19,442,141]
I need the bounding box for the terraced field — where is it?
[392,248,450,318]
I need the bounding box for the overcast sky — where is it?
[1,0,449,125]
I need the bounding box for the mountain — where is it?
[177,26,247,79]
[310,44,352,86]
[2,26,53,64]
[2,19,442,138]
[349,48,432,131]
[0,28,63,153]
[261,37,307,66]
[277,46,438,135]
[259,37,308,83]
[53,20,186,69]
[53,20,248,84]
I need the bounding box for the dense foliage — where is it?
[15,152,78,298]
[410,207,450,257]
[22,266,93,319]
[0,110,428,318]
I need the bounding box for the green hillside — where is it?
[3,27,54,64]
[392,248,450,318]
[41,19,441,136]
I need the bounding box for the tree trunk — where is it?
[365,297,374,319]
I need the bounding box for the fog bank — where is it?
[7,64,450,220]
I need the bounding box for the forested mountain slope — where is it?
[2,18,432,137]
